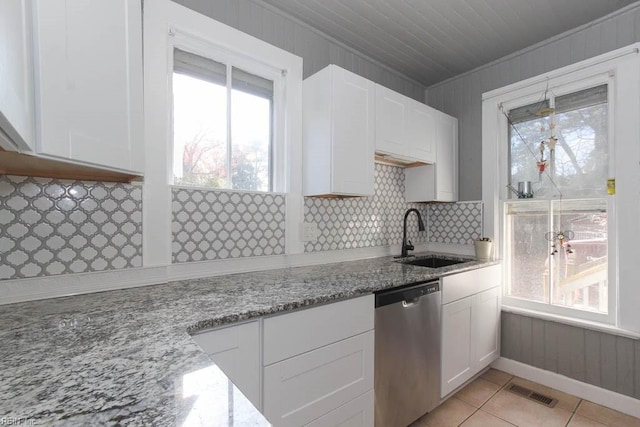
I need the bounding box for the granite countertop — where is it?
[0,252,499,426]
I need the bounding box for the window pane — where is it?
[508,86,608,199]
[230,67,272,191]
[509,114,549,195]
[505,201,550,303]
[551,199,607,313]
[553,101,608,197]
[173,73,228,188]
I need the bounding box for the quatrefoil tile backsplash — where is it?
[0,175,142,280]
[171,187,286,263]
[303,164,429,252]
[303,164,483,252]
[0,165,482,279]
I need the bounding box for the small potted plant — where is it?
[474,237,492,260]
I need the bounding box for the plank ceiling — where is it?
[259,0,636,86]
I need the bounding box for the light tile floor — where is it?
[410,369,640,427]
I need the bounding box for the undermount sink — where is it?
[400,256,468,268]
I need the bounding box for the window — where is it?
[502,82,612,320]
[172,49,274,191]
[483,45,640,331]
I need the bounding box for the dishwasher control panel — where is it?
[375,280,440,308]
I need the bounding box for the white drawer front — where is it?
[442,264,501,305]
[263,331,374,427]
[305,390,374,427]
[263,294,374,365]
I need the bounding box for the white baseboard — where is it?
[492,357,640,418]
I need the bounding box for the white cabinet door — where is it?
[441,280,501,397]
[441,296,473,397]
[305,390,374,427]
[303,65,374,196]
[191,321,262,410]
[0,0,34,151]
[473,287,501,367]
[405,111,458,202]
[375,84,410,159]
[407,99,435,163]
[263,331,374,427]
[33,0,143,173]
[434,112,458,201]
[331,67,375,196]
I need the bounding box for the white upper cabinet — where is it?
[434,111,458,201]
[303,65,375,197]
[375,84,410,159]
[0,0,35,152]
[375,84,435,164]
[407,98,436,163]
[405,111,458,202]
[32,0,143,173]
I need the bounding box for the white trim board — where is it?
[492,357,640,419]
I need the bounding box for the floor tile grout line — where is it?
[572,398,583,414]
[474,373,517,426]
[478,385,520,427]
[455,402,480,427]
[573,399,621,427]
[565,411,578,427]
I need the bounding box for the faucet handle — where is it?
[406,240,415,251]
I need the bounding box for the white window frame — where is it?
[170,31,285,193]
[482,44,640,331]
[143,1,304,270]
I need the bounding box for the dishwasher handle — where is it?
[375,280,440,308]
[402,297,420,307]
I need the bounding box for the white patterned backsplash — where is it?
[172,187,286,263]
[304,164,429,252]
[428,201,483,245]
[0,175,142,280]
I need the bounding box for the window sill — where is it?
[170,184,286,195]
[501,304,640,340]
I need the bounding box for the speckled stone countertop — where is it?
[0,252,499,426]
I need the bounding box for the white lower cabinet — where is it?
[441,265,501,397]
[190,320,262,409]
[305,390,374,427]
[263,331,374,426]
[473,287,501,367]
[441,295,474,396]
[191,294,375,426]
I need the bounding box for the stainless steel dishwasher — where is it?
[374,280,441,427]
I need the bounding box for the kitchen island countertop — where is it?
[0,252,499,426]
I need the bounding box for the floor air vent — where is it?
[506,383,558,408]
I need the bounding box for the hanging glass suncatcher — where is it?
[535,101,558,178]
[545,229,574,256]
